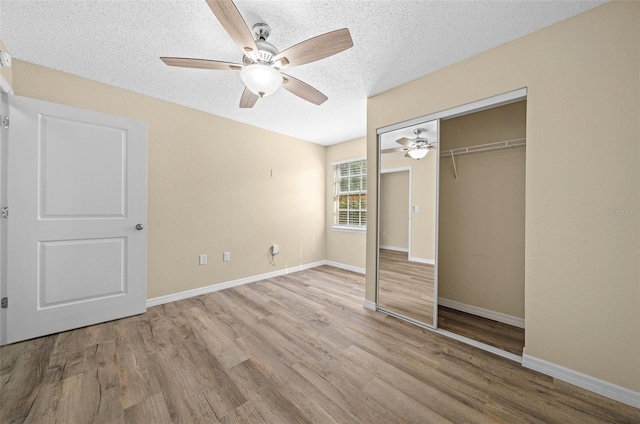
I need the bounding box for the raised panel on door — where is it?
[38,238,127,308]
[39,115,127,218]
[5,95,147,344]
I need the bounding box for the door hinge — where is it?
[1,207,7,219]
[1,116,8,128]
[1,297,7,309]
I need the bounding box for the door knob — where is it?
[135,224,145,230]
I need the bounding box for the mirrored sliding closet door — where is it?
[377,119,439,328]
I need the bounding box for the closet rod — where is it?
[440,138,526,158]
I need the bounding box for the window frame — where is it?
[332,157,367,231]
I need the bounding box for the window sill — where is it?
[332,225,366,233]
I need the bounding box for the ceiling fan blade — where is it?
[239,87,259,108]
[281,73,328,105]
[381,147,409,154]
[273,28,353,69]
[396,137,416,147]
[160,57,243,71]
[205,0,258,56]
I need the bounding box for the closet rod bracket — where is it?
[450,151,458,182]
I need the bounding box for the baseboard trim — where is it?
[146,260,326,308]
[522,351,640,408]
[408,256,435,265]
[438,297,525,329]
[379,245,408,253]
[325,261,366,275]
[363,300,377,311]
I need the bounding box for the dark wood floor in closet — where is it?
[437,306,525,356]
[1,266,638,423]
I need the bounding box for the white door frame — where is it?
[0,76,13,344]
[380,167,412,256]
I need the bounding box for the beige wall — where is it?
[325,137,366,270]
[439,101,526,318]
[441,101,526,150]
[379,171,409,251]
[381,149,437,262]
[0,39,11,87]
[367,1,639,391]
[13,60,326,299]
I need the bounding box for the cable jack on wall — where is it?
[268,244,279,266]
[0,51,12,68]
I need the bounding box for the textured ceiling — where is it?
[1,0,604,145]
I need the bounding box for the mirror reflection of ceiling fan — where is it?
[160,0,353,108]
[381,128,437,160]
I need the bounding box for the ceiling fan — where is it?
[160,0,353,108]
[381,128,437,160]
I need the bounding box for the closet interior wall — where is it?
[438,101,526,320]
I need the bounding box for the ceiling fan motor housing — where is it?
[250,23,279,63]
[255,40,278,63]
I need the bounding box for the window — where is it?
[334,159,367,228]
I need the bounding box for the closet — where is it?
[375,90,527,359]
[437,100,526,356]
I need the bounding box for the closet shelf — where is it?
[440,138,526,158]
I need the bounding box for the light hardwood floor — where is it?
[379,248,525,356]
[378,249,434,325]
[1,266,638,423]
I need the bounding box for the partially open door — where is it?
[4,95,147,344]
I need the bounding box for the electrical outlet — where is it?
[199,254,207,265]
[223,251,231,262]
[271,244,279,255]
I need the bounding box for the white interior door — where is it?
[4,95,147,344]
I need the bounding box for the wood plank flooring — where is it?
[379,249,434,325]
[438,306,525,356]
[379,248,525,356]
[1,265,638,423]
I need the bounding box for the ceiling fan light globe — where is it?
[408,148,429,160]
[240,63,282,96]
